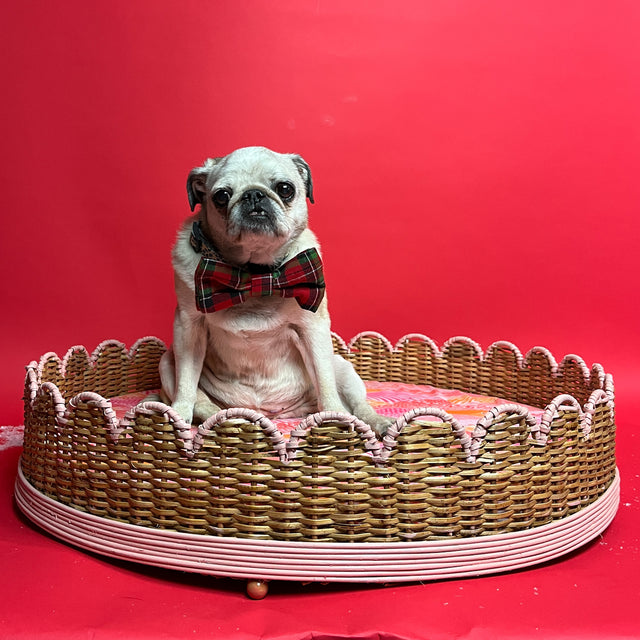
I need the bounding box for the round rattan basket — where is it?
[15,332,619,598]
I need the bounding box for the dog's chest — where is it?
[201,313,315,415]
[203,295,299,333]
[203,301,308,382]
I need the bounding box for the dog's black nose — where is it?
[242,189,266,206]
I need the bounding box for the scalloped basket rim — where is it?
[24,333,615,466]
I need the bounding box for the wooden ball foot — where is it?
[246,579,269,600]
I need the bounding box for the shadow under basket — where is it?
[15,332,619,599]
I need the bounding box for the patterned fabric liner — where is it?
[110,381,544,438]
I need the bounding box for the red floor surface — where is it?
[1,392,638,640]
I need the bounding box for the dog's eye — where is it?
[275,182,295,201]
[212,189,232,208]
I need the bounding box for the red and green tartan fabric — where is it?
[190,222,326,313]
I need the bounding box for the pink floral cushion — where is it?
[111,381,543,439]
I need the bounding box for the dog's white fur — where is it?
[159,146,391,435]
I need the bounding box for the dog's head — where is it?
[187,147,314,265]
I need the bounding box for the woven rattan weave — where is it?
[17,332,618,592]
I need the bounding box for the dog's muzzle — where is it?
[235,189,279,234]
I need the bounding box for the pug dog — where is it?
[159,146,391,435]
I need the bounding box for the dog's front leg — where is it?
[164,307,208,425]
[297,315,349,414]
[297,311,393,436]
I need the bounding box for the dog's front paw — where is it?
[193,395,222,423]
[170,401,194,425]
[369,414,394,438]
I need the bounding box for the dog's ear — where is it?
[186,158,221,211]
[289,154,314,204]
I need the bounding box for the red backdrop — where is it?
[2,3,640,638]
[1,1,638,426]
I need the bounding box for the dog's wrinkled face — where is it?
[187,147,313,265]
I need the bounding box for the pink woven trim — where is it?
[198,408,289,462]
[558,354,592,381]
[35,337,168,381]
[330,331,349,352]
[538,389,616,441]
[36,352,62,381]
[442,335,484,359]
[129,335,169,356]
[65,392,120,438]
[484,340,525,366]
[127,401,194,443]
[382,408,472,463]
[590,363,606,390]
[24,363,39,407]
[604,373,615,397]
[388,335,606,391]
[393,333,439,355]
[32,389,595,466]
[24,334,615,465]
[539,395,584,438]
[61,345,90,377]
[36,382,67,420]
[471,405,540,458]
[583,388,616,437]
[391,333,615,424]
[287,411,382,460]
[348,331,395,353]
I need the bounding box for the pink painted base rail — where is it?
[15,462,620,584]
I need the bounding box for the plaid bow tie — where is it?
[190,222,326,313]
